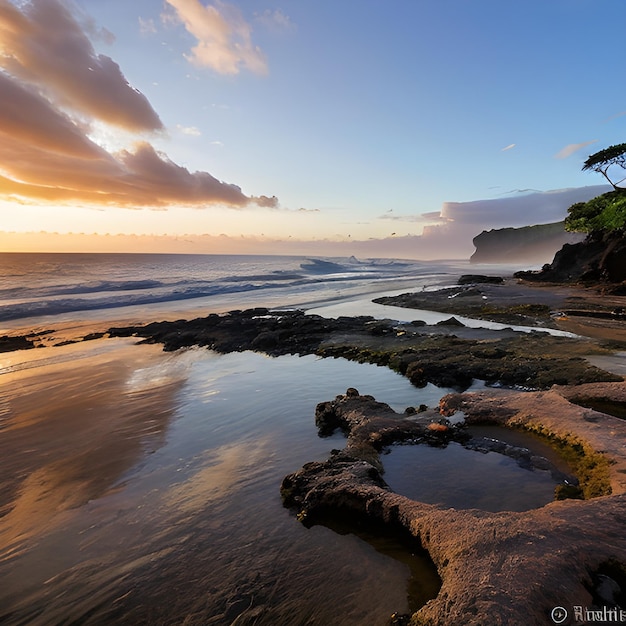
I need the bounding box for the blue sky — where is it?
[0,0,624,255]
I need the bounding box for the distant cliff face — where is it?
[470,221,585,264]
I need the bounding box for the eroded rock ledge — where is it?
[106,308,620,391]
[281,385,626,625]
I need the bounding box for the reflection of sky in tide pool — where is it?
[307,293,580,338]
[0,341,450,625]
[382,439,559,512]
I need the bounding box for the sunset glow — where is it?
[1,0,625,256]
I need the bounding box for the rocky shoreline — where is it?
[99,305,620,392]
[281,386,626,625]
[3,275,626,624]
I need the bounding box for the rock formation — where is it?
[282,386,626,625]
[470,221,584,264]
[516,230,626,290]
[107,308,621,390]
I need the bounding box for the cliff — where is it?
[515,229,626,291]
[470,221,584,264]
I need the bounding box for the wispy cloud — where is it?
[420,211,446,221]
[501,143,516,152]
[176,124,202,136]
[256,9,295,33]
[500,188,542,195]
[555,140,598,160]
[139,16,157,36]
[0,0,276,209]
[378,212,430,222]
[164,0,268,75]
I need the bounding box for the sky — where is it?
[0,0,625,258]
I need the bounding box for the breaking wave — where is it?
[0,253,437,322]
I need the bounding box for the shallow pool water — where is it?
[381,426,570,512]
[0,340,449,625]
[569,397,626,420]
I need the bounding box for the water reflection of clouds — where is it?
[0,336,146,376]
[163,439,273,516]
[123,349,199,393]
[0,341,186,557]
[0,347,440,624]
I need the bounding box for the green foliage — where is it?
[514,422,613,499]
[583,143,626,172]
[583,143,626,189]
[565,190,626,233]
[479,303,551,317]
[566,143,626,233]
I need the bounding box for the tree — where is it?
[582,143,626,190]
[565,143,626,233]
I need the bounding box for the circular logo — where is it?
[551,606,568,624]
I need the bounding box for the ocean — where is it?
[0,253,462,328]
[0,253,556,625]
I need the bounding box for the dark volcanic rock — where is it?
[107,309,354,355]
[515,230,626,285]
[282,389,467,509]
[435,316,465,327]
[373,284,560,329]
[458,274,504,285]
[0,334,36,353]
[109,309,374,355]
[110,309,621,392]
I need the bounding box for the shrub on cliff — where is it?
[565,189,626,233]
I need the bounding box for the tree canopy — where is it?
[582,143,626,190]
[564,143,626,233]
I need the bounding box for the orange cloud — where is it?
[0,0,276,209]
[165,0,268,75]
[0,0,162,131]
[0,72,112,160]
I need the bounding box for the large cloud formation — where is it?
[439,186,611,227]
[0,0,276,208]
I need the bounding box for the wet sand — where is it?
[374,277,626,343]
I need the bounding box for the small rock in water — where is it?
[458,274,504,285]
[436,317,465,327]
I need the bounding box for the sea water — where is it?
[0,252,573,336]
[0,253,461,328]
